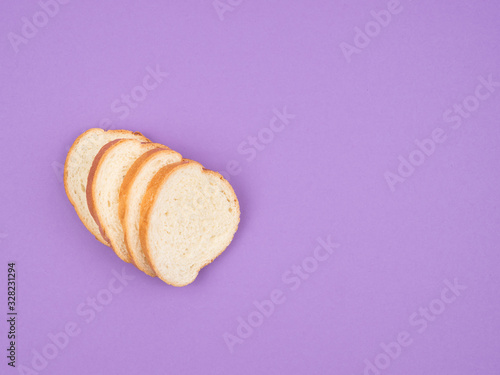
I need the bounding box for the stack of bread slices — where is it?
[64,128,240,287]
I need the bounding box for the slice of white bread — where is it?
[64,128,149,245]
[139,161,240,286]
[87,139,166,262]
[119,148,183,276]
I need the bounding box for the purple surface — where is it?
[1,0,499,374]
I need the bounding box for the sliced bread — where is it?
[87,139,166,262]
[64,128,149,245]
[139,161,240,286]
[119,148,183,276]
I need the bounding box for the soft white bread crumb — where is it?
[140,161,240,286]
[88,139,165,262]
[64,128,149,245]
[119,148,182,276]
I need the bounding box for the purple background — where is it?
[1,0,499,374]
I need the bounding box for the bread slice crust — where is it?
[139,161,240,286]
[87,139,165,262]
[119,148,182,276]
[64,128,149,245]
[86,139,123,243]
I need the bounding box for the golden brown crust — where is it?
[88,140,166,264]
[64,128,150,246]
[139,160,191,280]
[65,129,110,245]
[119,147,169,223]
[86,139,123,244]
[118,147,171,276]
[139,161,240,287]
